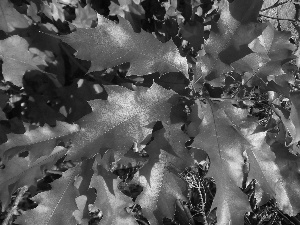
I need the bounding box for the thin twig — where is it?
[189,63,198,96]
[203,97,238,101]
[260,0,289,12]
[259,14,300,22]
[45,169,63,175]
[3,186,28,225]
[231,73,257,99]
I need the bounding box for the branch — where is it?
[3,186,28,225]
[259,14,300,22]
[260,0,290,12]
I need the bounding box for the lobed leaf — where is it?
[0,122,80,158]
[0,0,29,33]
[190,100,253,224]
[232,22,296,88]
[90,172,136,225]
[195,0,266,86]
[0,146,68,211]
[15,165,80,225]
[0,36,48,87]
[63,83,179,162]
[242,122,300,216]
[60,14,188,78]
[137,150,188,225]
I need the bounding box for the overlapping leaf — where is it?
[42,0,65,22]
[0,146,68,211]
[137,123,193,224]
[15,165,80,225]
[63,83,179,162]
[90,166,136,225]
[72,3,97,28]
[1,0,300,224]
[0,0,29,33]
[109,0,145,32]
[0,36,48,87]
[0,83,180,223]
[273,91,300,152]
[241,121,300,216]
[139,123,193,182]
[60,14,188,78]
[0,121,80,158]
[137,153,188,224]
[180,20,204,51]
[0,82,179,171]
[73,157,97,223]
[260,0,297,38]
[195,0,266,86]
[190,100,254,224]
[190,98,300,223]
[232,22,296,88]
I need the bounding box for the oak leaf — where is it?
[60,14,188,78]
[63,83,179,162]
[232,22,296,88]
[15,166,80,225]
[0,0,29,33]
[190,100,254,224]
[0,146,68,211]
[195,0,266,86]
[90,173,136,225]
[137,123,193,224]
[0,36,49,87]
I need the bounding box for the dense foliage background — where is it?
[1,0,300,224]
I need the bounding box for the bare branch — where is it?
[259,14,300,22]
[260,0,290,12]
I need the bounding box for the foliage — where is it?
[1,0,300,224]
